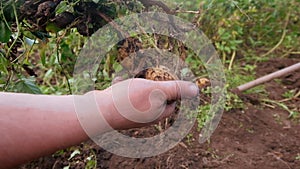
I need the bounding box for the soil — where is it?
[20,56,300,169]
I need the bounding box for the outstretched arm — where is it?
[0,79,198,169]
[0,92,88,169]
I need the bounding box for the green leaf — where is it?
[55,1,69,15]
[0,21,11,43]
[86,155,97,169]
[31,31,51,41]
[14,77,42,94]
[46,23,61,33]
[39,45,47,66]
[60,43,74,62]
[2,1,16,22]
[0,53,9,74]
[112,62,123,73]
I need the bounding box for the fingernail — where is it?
[189,83,199,97]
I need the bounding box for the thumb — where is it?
[154,81,199,101]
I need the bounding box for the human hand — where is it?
[92,78,199,130]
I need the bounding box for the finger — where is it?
[154,102,176,123]
[155,81,199,100]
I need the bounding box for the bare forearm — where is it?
[0,93,89,169]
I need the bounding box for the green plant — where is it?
[185,133,194,145]
[282,89,297,99]
[282,90,293,98]
[262,99,299,119]
[85,152,97,169]
[224,90,244,111]
[197,104,211,130]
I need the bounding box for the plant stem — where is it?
[5,3,20,58]
[261,11,290,57]
[228,50,236,70]
[55,33,72,94]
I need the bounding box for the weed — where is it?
[197,104,211,130]
[85,152,97,169]
[185,133,194,145]
[262,99,299,119]
[225,91,244,111]
[282,89,297,99]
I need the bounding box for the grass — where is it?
[262,99,299,120]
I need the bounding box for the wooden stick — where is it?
[236,62,300,92]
